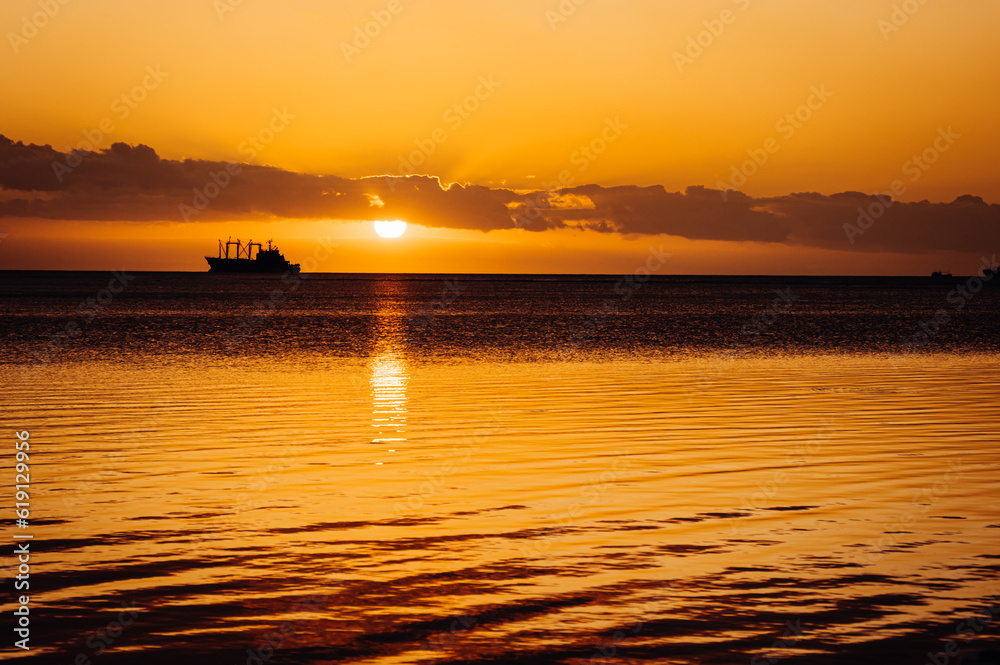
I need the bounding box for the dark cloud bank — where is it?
[2,135,997,254]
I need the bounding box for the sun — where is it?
[374,220,407,238]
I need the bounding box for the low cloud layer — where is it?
[2,135,997,254]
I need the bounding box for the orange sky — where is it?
[1,0,999,273]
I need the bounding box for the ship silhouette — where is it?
[205,238,300,274]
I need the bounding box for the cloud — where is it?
[542,184,791,242]
[1,135,997,254]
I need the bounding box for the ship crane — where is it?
[217,237,263,260]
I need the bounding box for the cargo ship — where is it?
[206,238,300,274]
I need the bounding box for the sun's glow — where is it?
[374,220,407,238]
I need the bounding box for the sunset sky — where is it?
[1,0,998,273]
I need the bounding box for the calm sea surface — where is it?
[1,272,999,664]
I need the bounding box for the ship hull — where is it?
[205,257,299,274]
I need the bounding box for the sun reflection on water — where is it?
[369,287,408,447]
[370,351,407,445]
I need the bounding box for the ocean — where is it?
[1,271,999,664]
